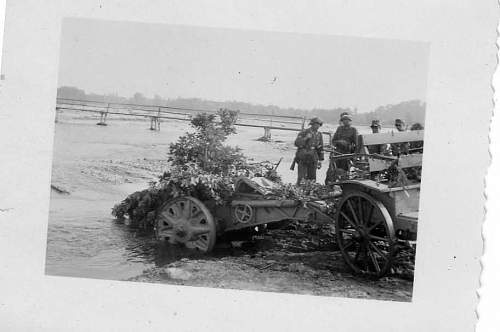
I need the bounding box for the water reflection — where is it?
[111,219,280,269]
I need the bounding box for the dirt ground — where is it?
[128,226,413,301]
[47,114,414,302]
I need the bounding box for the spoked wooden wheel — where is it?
[335,191,397,278]
[156,196,216,252]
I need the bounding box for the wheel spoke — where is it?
[159,212,176,226]
[191,207,203,219]
[367,248,381,273]
[173,202,182,216]
[192,237,208,251]
[340,211,358,229]
[362,246,370,271]
[354,243,364,262]
[341,239,356,252]
[369,234,390,242]
[339,228,357,235]
[346,199,361,225]
[190,212,209,225]
[164,206,179,220]
[358,197,364,225]
[369,242,389,262]
[157,228,175,238]
[183,199,192,219]
[366,204,374,227]
[175,201,183,218]
[367,218,383,232]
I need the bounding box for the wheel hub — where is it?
[358,227,368,238]
[175,224,188,239]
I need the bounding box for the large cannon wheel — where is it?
[156,196,216,252]
[335,191,397,278]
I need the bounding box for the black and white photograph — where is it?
[46,18,428,301]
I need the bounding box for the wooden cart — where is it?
[326,129,423,277]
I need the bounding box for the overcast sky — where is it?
[58,18,429,112]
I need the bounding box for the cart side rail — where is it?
[359,129,424,146]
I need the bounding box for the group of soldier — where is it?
[293,112,424,185]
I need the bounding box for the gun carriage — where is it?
[154,130,423,278]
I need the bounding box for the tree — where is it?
[168,109,244,174]
[132,92,147,105]
[153,94,164,106]
[57,86,86,100]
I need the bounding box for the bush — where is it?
[112,109,286,226]
[168,109,245,174]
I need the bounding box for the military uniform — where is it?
[368,143,390,155]
[409,123,424,152]
[331,125,358,170]
[391,141,410,156]
[367,119,389,155]
[325,114,359,184]
[391,119,410,156]
[294,127,324,184]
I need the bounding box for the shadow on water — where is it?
[113,219,280,268]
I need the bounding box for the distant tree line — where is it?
[57,86,425,126]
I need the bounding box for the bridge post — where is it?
[263,127,272,140]
[97,103,109,126]
[97,112,107,126]
[157,107,161,131]
[149,107,162,131]
[150,116,160,130]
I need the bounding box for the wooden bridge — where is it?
[55,98,333,142]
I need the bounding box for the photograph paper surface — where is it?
[0,1,497,331]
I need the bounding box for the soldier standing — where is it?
[395,118,406,132]
[325,113,358,184]
[367,120,389,154]
[293,117,324,184]
[331,113,358,168]
[409,122,424,152]
[391,119,410,156]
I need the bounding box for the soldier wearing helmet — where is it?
[370,119,381,133]
[332,113,358,161]
[367,120,390,154]
[293,117,325,184]
[391,119,410,156]
[325,112,359,184]
[394,118,406,132]
[409,122,424,152]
